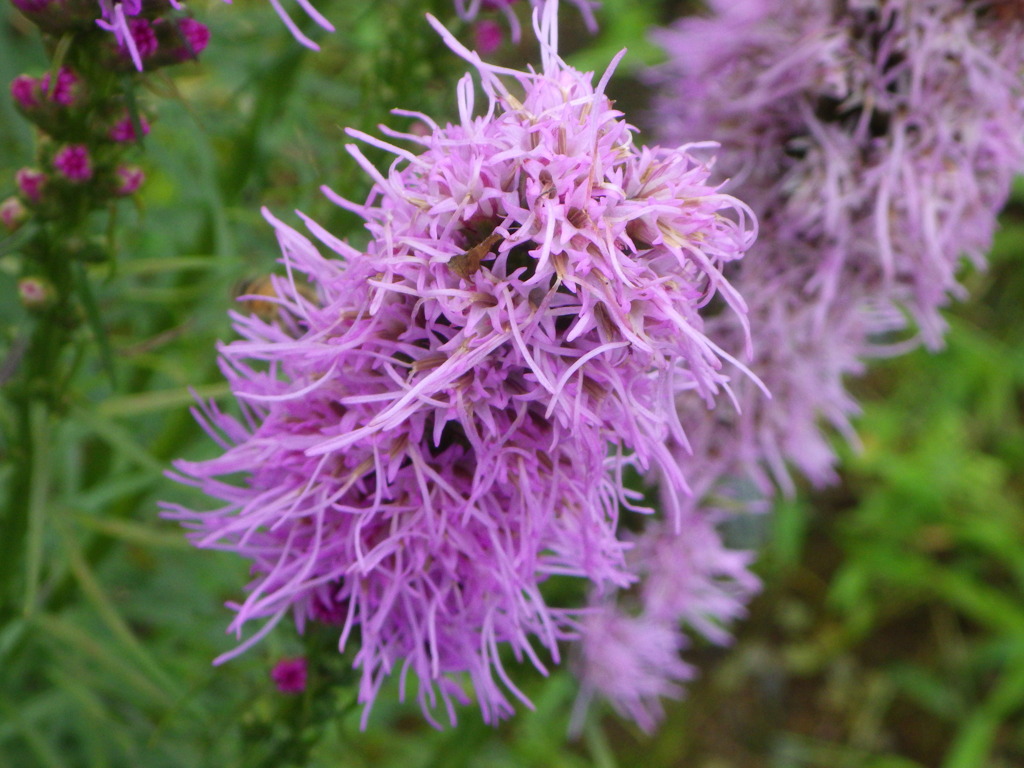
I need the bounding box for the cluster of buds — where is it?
[4,1,210,235]
[5,64,151,228]
[10,0,210,72]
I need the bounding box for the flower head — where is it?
[113,164,145,196]
[168,1,756,728]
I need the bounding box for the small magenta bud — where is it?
[38,67,81,107]
[15,168,47,203]
[474,20,503,55]
[10,75,41,110]
[109,113,150,143]
[173,18,210,61]
[114,164,145,196]
[270,658,307,694]
[53,145,93,183]
[129,18,160,60]
[18,276,53,309]
[0,197,28,232]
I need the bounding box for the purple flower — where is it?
[581,0,1024,732]
[168,2,756,727]
[575,516,759,732]
[650,0,1024,493]
[271,657,308,693]
[53,144,93,182]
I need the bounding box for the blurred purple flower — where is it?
[651,0,1024,492]
[575,515,759,733]
[571,0,1024,733]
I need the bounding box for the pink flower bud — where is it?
[0,197,28,232]
[473,20,503,55]
[18,277,53,309]
[126,18,159,60]
[173,18,210,61]
[114,164,145,196]
[10,75,40,110]
[53,145,93,183]
[38,67,81,107]
[270,658,307,694]
[109,113,150,143]
[15,168,47,203]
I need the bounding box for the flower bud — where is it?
[15,168,47,204]
[114,164,145,196]
[270,658,308,694]
[173,18,211,61]
[10,75,41,110]
[0,197,28,232]
[473,20,503,55]
[18,276,53,309]
[52,145,93,183]
[39,68,82,107]
[109,113,150,143]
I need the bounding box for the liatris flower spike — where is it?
[168,0,759,728]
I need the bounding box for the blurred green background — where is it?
[1,1,1022,766]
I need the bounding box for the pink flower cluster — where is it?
[168,3,757,727]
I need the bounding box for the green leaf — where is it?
[71,261,116,389]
